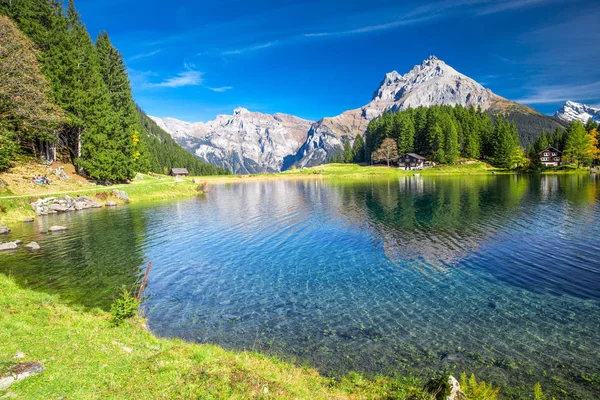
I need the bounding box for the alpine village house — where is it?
[539,146,562,167]
[399,153,426,170]
[169,168,190,177]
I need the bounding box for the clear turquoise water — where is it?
[2,174,600,398]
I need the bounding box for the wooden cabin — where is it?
[539,146,562,167]
[399,153,426,170]
[169,168,189,177]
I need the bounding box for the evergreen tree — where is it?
[491,118,520,168]
[441,114,459,164]
[342,136,353,163]
[352,133,365,163]
[395,112,415,155]
[95,31,144,174]
[564,121,595,168]
[584,118,598,133]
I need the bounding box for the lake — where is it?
[1,174,600,399]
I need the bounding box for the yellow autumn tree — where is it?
[587,128,600,164]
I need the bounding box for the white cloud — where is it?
[516,81,600,104]
[207,86,233,92]
[149,65,203,88]
[129,49,162,61]
[221,41,277,55]
[476,0,561,15]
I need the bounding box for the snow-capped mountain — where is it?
[555,100,600,124]
[288,56,516,167]
[150,108,312,174]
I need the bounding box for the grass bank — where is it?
[282,162,499,178]
[0,275,439,399]
[0,173,202,226]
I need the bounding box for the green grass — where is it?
[0,175,202,226]
[0,275,437,399]
[283,162,499,177]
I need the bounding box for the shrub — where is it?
[110,287,139,326]
[460,373,500,400]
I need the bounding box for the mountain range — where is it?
[151,56,567,174]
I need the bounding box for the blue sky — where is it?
[77,0,600,122]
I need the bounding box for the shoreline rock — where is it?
[0,226,10,234]
[31,195,103,216]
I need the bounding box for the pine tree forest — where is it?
[0,0,228,180]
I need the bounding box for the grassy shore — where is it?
[0,173,202,226]
[0,275,438,399]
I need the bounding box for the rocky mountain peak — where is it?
[233,107,250,115]
[555,100,600,123]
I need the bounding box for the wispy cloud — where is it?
[220,0,561,53]
[475,0,562,15]
[516,81,600,104]
[207,86,233,92]
[221,41,277,55]
[304,15,436,37]
[128,49,162,61]
[148,65,203,88]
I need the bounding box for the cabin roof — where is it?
[538,146,561,155]
[403,153,426,160]
[170,168,189,174]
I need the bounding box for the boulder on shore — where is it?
[447,376,466,400]
[0,226,10,234]
[25,242,41,250]
[112,190,129,203]
[48,226,68,232]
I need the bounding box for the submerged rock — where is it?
[25,242,41,251]
[0,242,18,251]
[23,218,35,223]
[48,226,68,232]
[0,362,44,391]
[221,314,240,321]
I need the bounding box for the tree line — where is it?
[332,104,599,170]
[361,105,525,168]
[0,0,228,180]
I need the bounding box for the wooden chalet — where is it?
[170,168,189,177]
[399,153,426,170]
[539,146,562,167]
